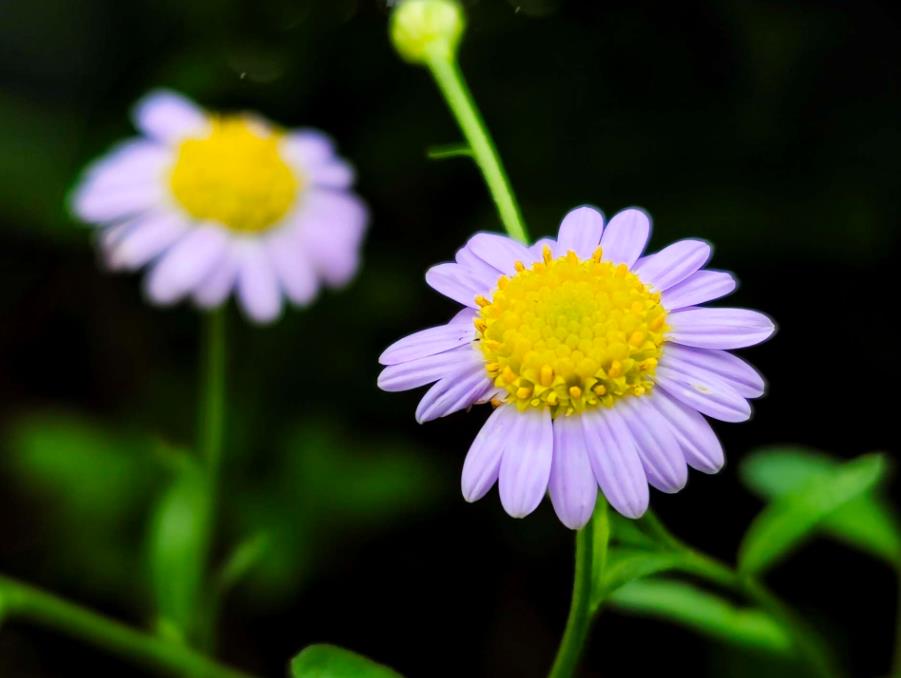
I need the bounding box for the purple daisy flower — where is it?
[378,207,775,528]
[72,90,368,323]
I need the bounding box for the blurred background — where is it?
[1,0,899,676]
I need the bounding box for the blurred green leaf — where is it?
[147,461,210,640]
[426,142,473,160]
[291,644,402,678]
[234,421,440,602]
[594,548,692,609]
[738,453,887,575]
[608,579,792,654]
[608,512,661,550]
[741,447,901,565]
[216,532,269,596]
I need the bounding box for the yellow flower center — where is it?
[475,246,668,417]
[169,116,300,233]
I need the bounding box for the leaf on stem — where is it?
[291,644,402,678]
[608,579,792,654]
[592,548,692,610]
[425,142,473,160]
[738,453,888,575]
[740,446,900,566]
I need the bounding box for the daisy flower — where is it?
[378,207,775,528]
[71,90,367,323]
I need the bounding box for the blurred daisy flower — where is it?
[378,207,775,528]
[72,90,367,323]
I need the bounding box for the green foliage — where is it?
[4,411,165,595]
[593,548,693,610]
[147,460,210,641]
[741,447,901,565]
[608,579,792,654]
[232,421,441,602]
[738,453,888,575]
[291,644,402,678]
[426,142,473,160]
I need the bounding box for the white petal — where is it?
[655,365,751,423]
[193,244,239,309]
[104,211,188,271]
[633,239,711,291]
[662,270,736,310]
[661,344,766,399]
[464,232,532,276]
[267,229,319,307]
[649,390,724,473]
[415,356,493,423]
[145,225,229,305]
[378,346,475,392]
[236,240,283,324]
[668,307,776,349]
[618,398,688,493]
[379,315,476,365]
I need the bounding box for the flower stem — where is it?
[549,499,609,678]
[425,53,530,243]
[639,511,839,678]
[0,575,256,678]
[196,308,227,647]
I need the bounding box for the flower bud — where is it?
[390,0,465,64]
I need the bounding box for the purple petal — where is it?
[455,244,505,291]
[132,90,208,144]
[529,237,557,260]
[461,405,518,502]
[378,345,477,392]
[380,314,476,365]
[281,130,336,166]
[104,211,188,271]
[465,232,532,276]
[581,409,649,519]
[600,208,651,267]
[144,225,229,305]
[297,189,368,287]
[655,365,751,423]
[267,229,319,307]
[193,244,239,308]
[649,390,724,473]
[662,270,737,310]
[556,206,604,259]
[668,307,776,349]
[549,415,598,529]
[618,398,689,493]
[425,263,489,307]
[633,239,711,291]
[415,356,493,423]
[498,408,553,518]
[662,344,765,398]
[236,241,283,324]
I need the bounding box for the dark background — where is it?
[1,0,899,676]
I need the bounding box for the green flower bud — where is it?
[390,0,465,64]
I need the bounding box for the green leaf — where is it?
[738,453,887,574]
[608,513,661,550]
[608,579,792,654]
[741,447,901,565]
[594,548,692,609]
[291,644,402,678]
[425,142,473,160]
[216,532,270,596]
[147,461,210,640]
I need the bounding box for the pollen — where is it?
[169,116,300,233]
[476,248,668,416]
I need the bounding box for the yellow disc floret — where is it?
[169,116,300,233]
[476,246,668,417]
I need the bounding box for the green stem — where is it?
[639,511,839,678]
[548,500,608,678]
[0,575,256,678]
[195,309,228,650]
[894,566,901,678]
[425,53,529,243]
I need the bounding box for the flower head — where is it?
[390,0,465,64]
[378,207,775,528]
[72,90,368,323]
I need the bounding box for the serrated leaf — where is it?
[593,548,692,610]
[608,579,792,654]
[147,461,210,640]
[738,453,887,574]
[741,447,900,565]
[291,644,402,678]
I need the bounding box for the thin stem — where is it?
[0,575,257,678]
[894,566,901,678]
[549,500,608,678]
[425,54,529,243]
[196,308,227,649]
[639,511,839,678]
